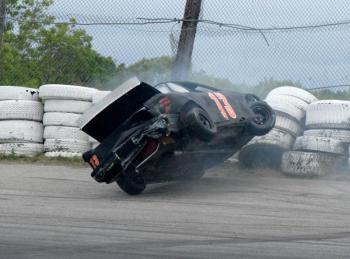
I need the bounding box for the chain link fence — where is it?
[2,0,350,95]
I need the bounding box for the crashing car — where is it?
[78,78,275,195]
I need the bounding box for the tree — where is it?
[0,0,117,87]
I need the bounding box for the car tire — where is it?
[305,100,350,129]
[44,139,91,153]
[281,151,342,177]
[267,86,318,104]
[43,112,81,127]
[44,151,82,158]
[239,129,295,169]
[0,86,39,101]
[39,84,97,101]
[266,100,305,122]
[0,143,43,157]
[0,120,43,143]
[44,99,92,114]
[248,101,276,136]
[274,113,303,137]
[181,106,217,142]
[265,94,309,112]
[116,173,146,195]
[293,136,346,155]
[43,126,89,141]
[0,100,43,121]
[303,129,350,144]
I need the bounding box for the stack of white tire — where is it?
[239,86,318,168]
[39,84,97,157]
[88,90,111,148]
[0,86,43,156]
[282,100,350,177]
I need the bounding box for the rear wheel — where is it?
[181,106,217,142]
[116,173,146,195]
[248,101,275,136]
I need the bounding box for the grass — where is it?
[0,153,87,167]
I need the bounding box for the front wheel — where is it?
[116,173,146,195]
[248,101,275,136]
[181,106,217,142]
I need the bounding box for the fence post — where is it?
[171,0,202,81]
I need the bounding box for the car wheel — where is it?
[116,173,146,195]
[248,101,276,136]
[181,106,217,142]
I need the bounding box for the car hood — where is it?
[78,78,160,142]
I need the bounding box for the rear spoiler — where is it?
[78,77,160,142]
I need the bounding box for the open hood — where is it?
[78,78,160,142]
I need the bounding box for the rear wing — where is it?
[78,78,160,142]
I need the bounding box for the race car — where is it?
[78,78,275,195]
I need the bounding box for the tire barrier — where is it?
[0,86,43,157]
[239,86,317,169]
[39,84,97,157]
[281,99,350,177]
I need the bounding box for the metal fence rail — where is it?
[1,0,350,92]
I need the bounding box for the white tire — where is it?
[282,151,340,177]
[0,143,43,157]
[44,99,92,114]
[39,84,97,101]
[0,100,43,121]
[92,91,111,104]
[44,151,82,158]
[43,112,81,127]
[44,126,89,141]
[247,128,295,149]
[265,94,309,112]
[274,114,303,137]
[0,121,43,143]
[238,129,295,168]
[304,129,350,144]
[44,139,91,153]
[267,86,318,104]
[293,136,346,155]
[305,100,350,129]
[266,101,305,121]
[0,86,40,101]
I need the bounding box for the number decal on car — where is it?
[208,92,229,120]
[208,92,237,120]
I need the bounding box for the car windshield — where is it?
[166,83,190,93]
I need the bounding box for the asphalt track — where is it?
[1,162,350,259]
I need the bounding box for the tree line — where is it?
[0,0,348,100]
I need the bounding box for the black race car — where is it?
[78,78,275,195]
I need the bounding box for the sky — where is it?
[49,0,350,88]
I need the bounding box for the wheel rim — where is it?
[199,114,212,129]
[253,106,270,125]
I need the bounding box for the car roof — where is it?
[156,81,219,93]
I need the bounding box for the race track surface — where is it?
[1,163,350,258]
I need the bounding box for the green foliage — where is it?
[247,78,302,98]
[37,24,116,85]
[109,56,302,98]
[313,89,350,100]
[0,0,117,87]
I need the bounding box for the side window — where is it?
[167,83,190,93]
[155,84,171,93]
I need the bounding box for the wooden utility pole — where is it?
[171,0,202,81]
[0,0,5,47]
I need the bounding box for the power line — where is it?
[4,15,350,33]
